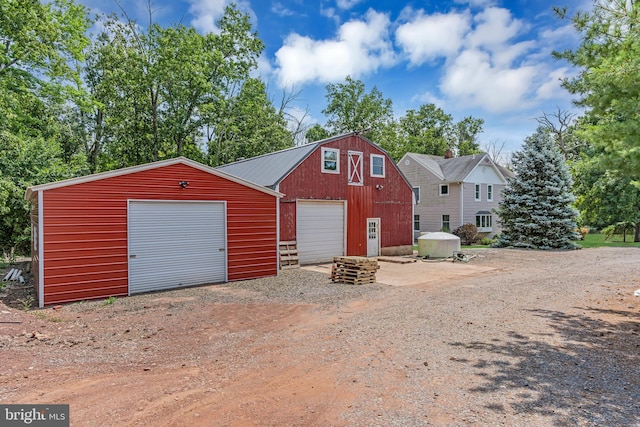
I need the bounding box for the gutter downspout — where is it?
[275,183,281,277]
[459,182,464,228]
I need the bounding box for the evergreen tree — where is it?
[495,127,580,249]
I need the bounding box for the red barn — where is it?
[218,132,414,264]
[25,157,282,307]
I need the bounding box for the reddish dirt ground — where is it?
[1,248,639,426]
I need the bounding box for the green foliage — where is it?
[495,127,580,249]
[571,148,640,231]
[102,296,116,306]
[453,223,480,245]
[601,221,636,242]
[305,124,330,143]
[322,75,394,143]
[554,1,640,178]
[479,237,495,246]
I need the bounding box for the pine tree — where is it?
[495,127,580,249]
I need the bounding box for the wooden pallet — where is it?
[279,241,299,269]
[331,256,378,285]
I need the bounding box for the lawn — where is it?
[577,233,640,248]
[413,232,640,251]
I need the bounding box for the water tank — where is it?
[417,232,461,258]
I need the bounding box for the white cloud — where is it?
[271,2,295,17]
[188,0,227,34]
[274,9,395,86]
[440,49,540,113]
[453,0,498,7]
[336,0,363,9]
[536,67,573,100]
[395,10,470,65]
[187,0,253,34]
[466,7,525,49]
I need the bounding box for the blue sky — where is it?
[78,0,591,158]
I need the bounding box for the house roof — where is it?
[216,132,406,189]
[215,142,317,188]
[403,152,514,183]
[25,157,284,200]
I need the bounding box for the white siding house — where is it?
[399,152,514,239]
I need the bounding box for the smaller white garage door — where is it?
[297,200,345,265]
[128,201,226,294]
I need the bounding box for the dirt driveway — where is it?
[1,247,639,426]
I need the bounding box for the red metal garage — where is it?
[25,157,282,307]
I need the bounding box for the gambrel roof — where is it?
[401,152,515,183]
[217,132,407,189]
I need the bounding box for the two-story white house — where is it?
[398,151,515,239]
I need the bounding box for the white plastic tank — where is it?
[417,232,461,258]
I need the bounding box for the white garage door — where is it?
[128,201,226,294]
[297,200,345,265]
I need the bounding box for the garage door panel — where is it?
[128,201,226,294]
[297,201,345,265]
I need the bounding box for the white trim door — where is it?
[297,200,346,264]
[367,218,380,257]
[128,200,227,294]
[348,151,363,185]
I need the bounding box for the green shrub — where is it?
[480,237,494,246]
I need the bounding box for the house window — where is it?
[475,184,481,201]
[487,184,493,202]
[475,213,493,231]
[370,154,385,177]
[413,186,420,204]
[442,214,450,232]
[414,214,420,231]
[321,147,340,174]
[440,184,449,196]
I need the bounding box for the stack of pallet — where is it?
[331,256,378,285]
[279,241,299,269]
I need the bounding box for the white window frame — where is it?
[475,184,481,201]
[413,186,420,204]
[370,154,385,178]
[321,147,340,174]
[442,214,451,231]
[475,214,493,232]
[440,184,449,196]
[487,184,493,202]
[348,150,363,185]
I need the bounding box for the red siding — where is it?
[40,163,277,305]
[279,135,412,255]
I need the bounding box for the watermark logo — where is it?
[1,405,69,426]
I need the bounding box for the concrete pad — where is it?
[302,256,496,287]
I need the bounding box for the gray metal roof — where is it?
[216,143,316,188]
[216,133,365,188]
[406,152,511,182]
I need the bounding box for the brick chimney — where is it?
[444,149,453,159]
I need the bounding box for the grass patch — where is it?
[577,233,640,248]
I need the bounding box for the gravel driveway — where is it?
[1,247,639,426]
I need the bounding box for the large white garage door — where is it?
[128,201,226,294]
[297,200,345,265]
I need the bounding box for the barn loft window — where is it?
[321,147,340,174]
[370,154,385,177]
[440,184,449,196]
